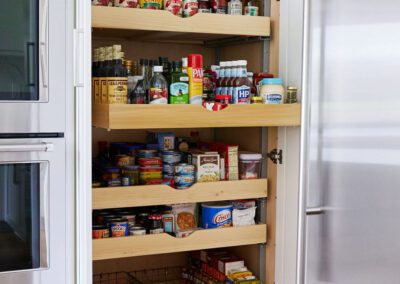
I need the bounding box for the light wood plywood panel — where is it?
[93,179,268,209]
[93,224,267,260]
[92,104,301,129]
[92,7,270,43]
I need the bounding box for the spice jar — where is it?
[148,214,164,234]
[259,78,285,104]
[239,152,262,180]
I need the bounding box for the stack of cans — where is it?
[162,151,182,180]
[174,163,195,189]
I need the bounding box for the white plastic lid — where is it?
[247,72,253,76]
[201,202,233,209]
[182,57,188,67]
[220,61,226,67]
[239,152,262,160]
[153,65,163,72]
[241,60,248,66]
[226,61,233,67]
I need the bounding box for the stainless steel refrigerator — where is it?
[297,0,400,283]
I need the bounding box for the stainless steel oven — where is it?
[0,0,66,133]
[0,138,66,284]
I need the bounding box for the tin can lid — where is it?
[239,151,263,160]
[251,97,263,102]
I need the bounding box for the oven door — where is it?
[0,0,65,133]
[0,138,66,284]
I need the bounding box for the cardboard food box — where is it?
[192,153,220,182]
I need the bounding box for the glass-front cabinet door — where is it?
[0,0,41,101]
[0,162,48,273]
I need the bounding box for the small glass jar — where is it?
[239,152,262,180]
[148,214,164,234]
[286,86,298,103]
[259,78,285,104]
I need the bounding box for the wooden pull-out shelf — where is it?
[93,179,268,210]
[92,6,270,43]
[92,104,301,129]
[93,224,267,260]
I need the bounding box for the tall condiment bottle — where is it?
[107,46,128,104]
[182,57,188,73]
[216,61,226,95]
[100,46,113,104]
[187,54,203,104]
[92,48,100,104]
[232,60,252,104]
[149,66,168,104]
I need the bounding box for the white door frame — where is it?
[74,0,92,283]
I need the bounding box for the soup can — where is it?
[162,151,181,164]
[175,163,195,176]
[109,218,129,237]
[137,149,158,158]
[201,202,233,229]
[92,225,110,239]
[163,163,176,175]
[174,175,195,187]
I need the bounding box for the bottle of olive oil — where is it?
[169,61,189,104]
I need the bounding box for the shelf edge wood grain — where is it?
[92,6,270,39]
[92,104,301,129]
[93,224,267,260]
[93,179,268,209]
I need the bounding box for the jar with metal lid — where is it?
[148,214,164,234]
[286,86,298,103]
[250,96,263,104]
[259,78,285,104]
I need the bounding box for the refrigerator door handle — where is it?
[0,142,54,153]
[306,207,324,215]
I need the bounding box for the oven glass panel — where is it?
[0,163,40,272]
[0,0,39,101]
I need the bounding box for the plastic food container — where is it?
[259,78,285,104]
[201,202,233,229]
[239,152,262,180]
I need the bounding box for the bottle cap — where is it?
[188,54,203,68]
[182,57,188,67]
[219,61,226,67]
[125,60,132,66]
[112,44,122,52]
[240,60,247,66]
[153,65,163,72]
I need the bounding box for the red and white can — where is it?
[165,0,183,16]
[92,0,113,6]
[114,0,140,8]
[183,0,198,17]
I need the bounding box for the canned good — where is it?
[174,175,195,186]
[129,226,147,236]
[122,165,140,185]
[92,225,110,239]
[110,218,129,237]
[137,149,158,158]
[139,157,163,167]
[114,155,135,167]
[92,0,112,6]
[114,0,140,8]
[121,175,131,186]
[201,202,233,229]
[163,163,176,175]
[102,167,121,187]
[175,163,195,175]
[163,174,175,180]
[162,151,181,164]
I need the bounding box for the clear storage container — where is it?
[239,152,262,180]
